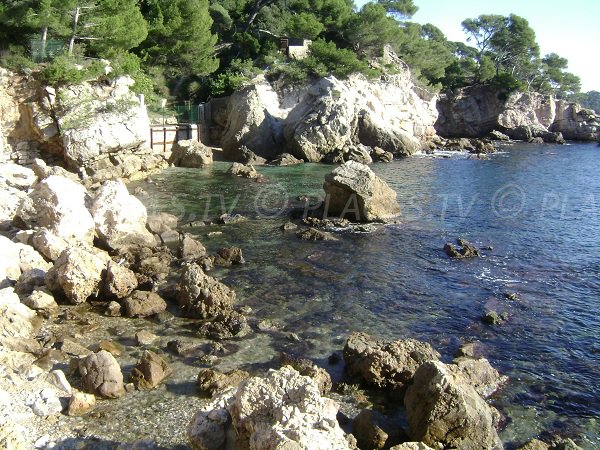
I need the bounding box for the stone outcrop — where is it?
[404,361,503,450]
[323,161,400,222]
[169,140,213,168]
[436,86,599,141]
[0,69,168,182]
[91,179,156,250]
[177,263,235,318]
[187,367,353,450]
[220,72,437,162]
[343,332,440,389]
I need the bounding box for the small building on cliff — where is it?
[280,38,312,59]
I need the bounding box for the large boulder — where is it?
[221,76,288,161]
[323,161,400,222]
[343,332,440,389]
[78,350,125,398]
[453,356,508,398]
[169,140,213,168]
[45,247,108,304]
[404,361,503,450]
[188,367,353,450]
[177,263,235,319]
[285,74,437,161]
[15,175,95,246]
[91,179,156,250]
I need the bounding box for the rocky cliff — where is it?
[436,86,599,141]
[219,71,438,162]
[0,68,168,184]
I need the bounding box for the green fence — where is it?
[173,103,210,124]
[30,39,66,63]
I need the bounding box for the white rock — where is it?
[15,175,95,246]
[0,288,36,340]
[47,370,72,394]
[91,179,155,250]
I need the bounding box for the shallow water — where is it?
[100,143,600,449]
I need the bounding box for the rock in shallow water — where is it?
[404,361,503,450]
[343,332,440,389]
[177,263,235,319]
[123,290,167,318]
[323,161,400,222]
[131,350,172,389]
[78,350,125,398]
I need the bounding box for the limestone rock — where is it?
[45,247,107,304]
[227,162,261,179]
[343,332,440,389]
[179,234,207,260]
[188,367,352,450]
[279,352,332,395]
[32,158,79,182]
[197,311,251,339]
[23,288,58,317]
[197,368,250,396]
[389,444,434,450]
[123,290,167,318]
[444,239,480,258]
[102,260,138,299]
[146,212,178,235]
[404,361,503,450]
[78,350,125,398]
[0,287,37,341]
[31,228,69,262]
[222,77,288,161]
[323,161,400,222]
[135,330,159,346]
[453,356,508,398]
[0,235,50,288]
[213,247,245,266]
[131,350,172,389]
[91,179,156,250]
[352,409,404,450]
[269,153,304,166]
[297,227,338,241]
[177,263,235,319]
[15,175,95,245]
[67,391,96,416]
[0,163,35,229]
[169,139,213,167]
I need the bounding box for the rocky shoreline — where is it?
[0,65,597,449]
[0,155,588,449]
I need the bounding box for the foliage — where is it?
[39,54,105,86]
[572,91,600,114]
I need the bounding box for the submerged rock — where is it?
[178,233,207,260]
[323,161,400,222]
[177,263,235,319]
[78,350,125,398]
[213,247,245,266]
[343,332,440,389]
[444,238,480,258]
[404,361,503,450]
[197,310,251,339]
[188,367,353,450]
[269,153,304,166]
[197,368,250,396]
[297,227,337,241]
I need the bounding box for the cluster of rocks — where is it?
[0,157,249,446]
[436,85,599,142]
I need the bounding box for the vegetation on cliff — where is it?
[0,0,589,105]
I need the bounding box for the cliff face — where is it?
[220,72,438,162]
[0,68,167,183]
[436,86,599,141]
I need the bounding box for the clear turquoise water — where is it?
[132,143,600,449]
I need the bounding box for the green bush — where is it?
[0,46,36,72]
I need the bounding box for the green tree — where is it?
[376,0,417,18]
[141,0,218,77]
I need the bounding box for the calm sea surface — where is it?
[130,142,600,448]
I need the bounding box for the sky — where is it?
[355,0,600,92]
